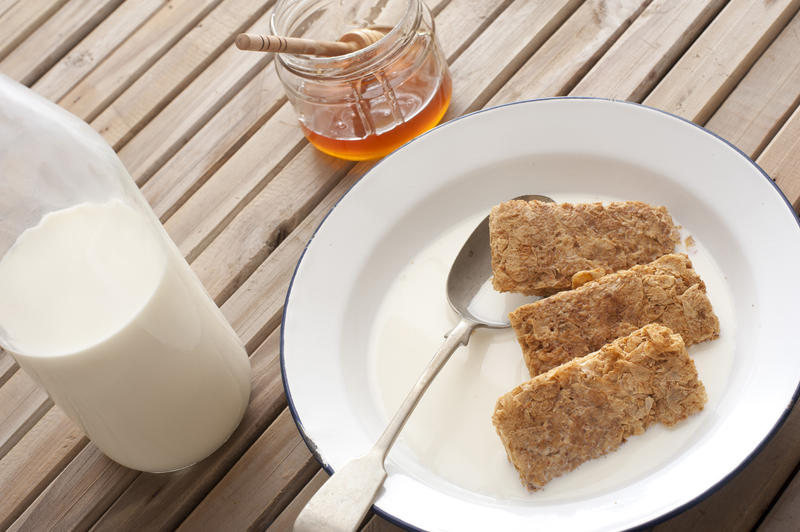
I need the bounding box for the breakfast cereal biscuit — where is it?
[489,200,680,296]
[510,253,719,376]
[492,324,707,490]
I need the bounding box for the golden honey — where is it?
[273,0,451,160]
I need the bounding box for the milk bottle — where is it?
[0,75,251,472]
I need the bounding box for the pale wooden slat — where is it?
[266,470,328,532]
[88,0,273,151]
[644,0,800,124]
[0,370,51,460]
[177,408,319,531]
[0,0,68,62]
[115,9,274,186]
[571,0,725,101]
[191,139,351,302]
[443,0,583,117]
[0,349,16,387]
[162,102,309,261]
[761,105,800,210]
[486,0,651,106]
[757,463,800,531]
[705,10,800,159]
[361,517,407,532]
[0,0,20,20]
[57,0,223,122]
[32,0,165,102]
[0,0,124,86]
[8,445,138,532]
[0,408,87,530]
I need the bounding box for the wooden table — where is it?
[2,0,800,530]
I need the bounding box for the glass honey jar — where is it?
[271,0,452,161]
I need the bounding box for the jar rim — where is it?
[270,0,422,80]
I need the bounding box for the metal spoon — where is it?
[294,194,555,532]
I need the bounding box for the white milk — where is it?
[368,197,735,502]
[0,200,251,472]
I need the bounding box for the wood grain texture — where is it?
[444,0,584,117]
[116,9,274,187]
[0,0,124,86]
[705,10,800,159]
[266,470,329,532]
[644,0,800,124]
[178,409,319,531]
[0,0,68,62]
[0,350,16,388]
[87,329,287,531]
[760,105,800,209]
[0,370,51,460]
[88,0,273,151]
[8,445,138,532]
[757,460,800,531]
[57,0,223,122]
[487,0,651,106]
[138,64,282,216]
[0,408,86,530]
[32,0,165,102]
[572,0,725,101]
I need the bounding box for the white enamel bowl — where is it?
[281,98,800,531]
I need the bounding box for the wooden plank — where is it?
[266,470,328,532]
[0,350,16,387]
[57,0,223,122]
[0,0,68,62]
[761,105,800,210]
[572,0,725,101]
[83,329,287,531]
[32,0,165,102]
[705,10,800,159]
[0,0,124,86]
[138,65,283,217]
[115,8,274,186]
[0,370,51,460]
[0,408,87,530]
[444,0,583,117]
[0,0,20,20]
[88,0,273,151]
[8,445,138,532]
[487,0,651,106]
[644,0,800,124]
[757,464,800,531]
[362,517,407,532]
[190,140,352,303]
[177,409,319,531]
[221,157,367,353]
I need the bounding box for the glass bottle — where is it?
[272,0,452,160]
[0,75,251,473]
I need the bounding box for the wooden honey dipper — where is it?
[235,28,385,57]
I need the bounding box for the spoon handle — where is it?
[373,317,475,456]
[294,318,476,532]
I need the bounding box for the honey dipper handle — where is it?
[234,33,357,56]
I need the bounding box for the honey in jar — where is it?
[272,0,452,161]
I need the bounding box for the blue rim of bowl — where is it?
[279,96,800,532]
